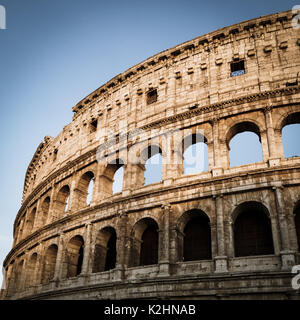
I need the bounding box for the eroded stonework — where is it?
[1,10,300,300]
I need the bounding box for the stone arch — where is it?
[99,158,124,198]
[177,209,212,262]
[280,112,300,158]
[26,207,37,236]
[76,171,95,208]
[232,201,274,257]
[25,252,38,288]
[65,235,84,278]
[175,201,214,224]
[294,200,300,252]
[278,111,300,132]
[40,196,50,226]
[130,217,159,267]
[41,244,58,284]
[92,226,117,273]
[55,185,70,217]
[225,120,263,167]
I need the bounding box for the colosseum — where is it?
[1,9,300,300]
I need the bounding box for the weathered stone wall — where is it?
[2,10,300,300]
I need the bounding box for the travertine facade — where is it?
[2,10,300,300]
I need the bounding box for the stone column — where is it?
[211,118,226,176]
[81,223,92,276]
[213,194,228,273]
[273,185,296,270]
[32,199,42,231]
[163,129,184,187]
[68,177,78,213]
[18,253,28,294]
[166,76,176,117]
[5,263,15,298]
[16,217,25,244]
[90,170,99,207]
[35,242,44,288]
[47,185,57,224]
[264,106,281,166]
[115,210,128,280]
[54,233,65,281]
[158,204,171,276]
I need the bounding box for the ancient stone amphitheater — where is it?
[2,9,300,300]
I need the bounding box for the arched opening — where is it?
[131,217,159,267]
[66,236,84,278]
[100,159,124,197]
[294,201,300,252]
[41,244,58,284]
[183,210,212,261]
[41,196,50,226]
[92,227,117,273]
[227,122,263,167]
[233,201,274,257]
[182,133,209,174]
[56,185,70,215]
[86,178,94,205]
[26,207,36,235]
[77,171,95,208]
[112,166,124,194]
[142,145,162,185]
[25,253,37,288]
[281,112,300,158]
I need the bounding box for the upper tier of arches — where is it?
[22,9,299,201]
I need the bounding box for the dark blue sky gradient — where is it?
[0,0,299,286]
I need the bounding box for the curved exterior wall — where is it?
[2,10,300,300]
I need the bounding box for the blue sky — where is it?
[0,0,299,287]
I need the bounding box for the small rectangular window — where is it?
[231,60,245,77]
[147,89,158,105]
[90,119,98,133]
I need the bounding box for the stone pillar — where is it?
[166,76,176,117]
[81,223,92,276]
[90,171,99,207]
[68,177,78,213]
[54,233,65,281]
[32,199,42,231]
[273,185,296,270]
[264,106,281,166]
[169,225,178,264]
[47,185,57,223]
[211,118,226,176]
[158,204,171,276]
[35,243,44,287]
[115,210,128,280]
[122,163,132,196]
[163,129,184,187]
[213,194,228,273]
[18,253,28,294]
[287,209,299,252]
[5,263,15,298]
[16,217,25,244]
[273,128,285,159]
